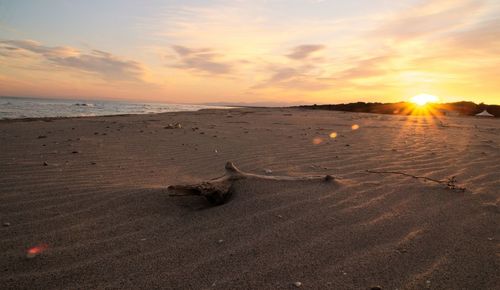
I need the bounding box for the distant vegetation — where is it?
[297,101,500,117]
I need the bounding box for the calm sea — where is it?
[0,97,228,119]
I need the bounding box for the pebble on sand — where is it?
[293,281,302,287]
[43,161,48,166]
[2,222,11,227]
[265,169,273,175]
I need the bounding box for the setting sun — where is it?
[410,94,439,106]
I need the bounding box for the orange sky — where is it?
[0,0,499,105]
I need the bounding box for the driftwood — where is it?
[366,170,466,191]
[168,162,335,205]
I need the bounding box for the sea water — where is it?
[0,97,228,119]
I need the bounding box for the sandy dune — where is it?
[0,108,498,289]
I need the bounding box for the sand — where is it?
[0,108,498,289]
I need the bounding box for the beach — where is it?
[0,107,498,289]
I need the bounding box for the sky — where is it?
[0,0,499,105]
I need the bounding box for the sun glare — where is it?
[410,94,439,106]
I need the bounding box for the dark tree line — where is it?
[297,101,499,117]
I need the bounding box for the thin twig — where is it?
[366,170,466,191]
[366,170,442,183]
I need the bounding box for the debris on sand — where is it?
[168,162,335,205]
[164,123,182,129]
[366,170,466,191]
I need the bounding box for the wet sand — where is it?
[0,108,498,289]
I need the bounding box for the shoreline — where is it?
[0,96,233,121]
[3,104,498,124]
[0,107,235,123]
[4,105,497,124]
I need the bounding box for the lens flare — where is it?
[329,132,337,138]
[26,244,48,258]
[312,137,323,145]
[351,124,359,130]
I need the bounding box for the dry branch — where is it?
[366,170,466,191]
[168,162,335,205]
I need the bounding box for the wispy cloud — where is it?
[333,55,394,81]
[287,44,325,60]
[170,45,234,75]
[445,17,500,53]
[0,40,146,81]
[374,0,486,41]
[254,45,330,91]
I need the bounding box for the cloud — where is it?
[252,44,331,90]
[0,40,146,81]
[170,45,234,74]
[446,18,500,53]
[263,67,324,89]
[374,0,486,40]
[267,67,298,83]
[287,44,325,60]
[333,55,394,81]
[255,65,330,91]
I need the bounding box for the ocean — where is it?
[0,97,228,120]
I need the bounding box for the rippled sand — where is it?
[0,108,498,289]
